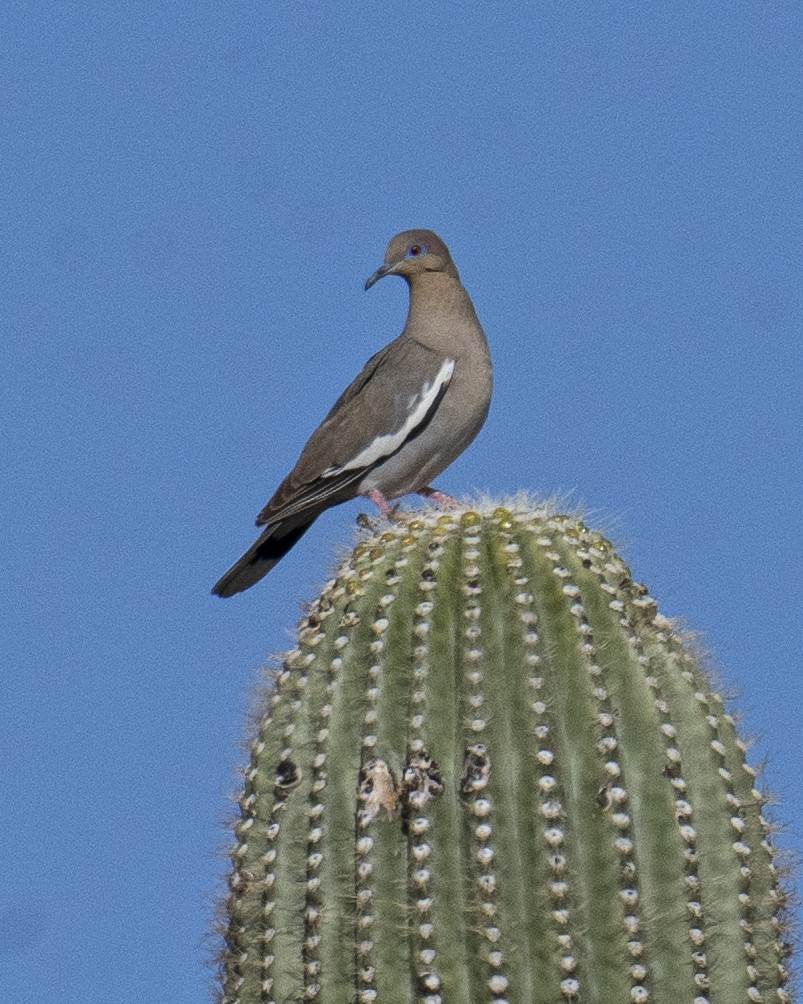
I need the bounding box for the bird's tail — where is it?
[211,520,314,598]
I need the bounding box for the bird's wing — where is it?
[255,336,455,527]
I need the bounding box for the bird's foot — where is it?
[357,491,403,528]
[417,486,461,508]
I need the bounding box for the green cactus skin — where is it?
[218,504,793,1004]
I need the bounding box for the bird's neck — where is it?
[404,272,481,346]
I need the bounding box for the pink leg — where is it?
[366,489,393,517]
[418,486,461,508]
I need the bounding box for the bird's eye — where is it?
[405,244,427,258]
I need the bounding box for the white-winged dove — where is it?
[212,229,492,597]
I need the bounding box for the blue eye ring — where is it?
[405,244,427,257]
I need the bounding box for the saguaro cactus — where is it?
[218,502,792,1004]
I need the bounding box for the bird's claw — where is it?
[357,502,403,530]
[418,487,461,508]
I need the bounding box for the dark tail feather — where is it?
[211,520,314,598]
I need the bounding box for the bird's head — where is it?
[365,229,457,290]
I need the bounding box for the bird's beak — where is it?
[364,261,398,291]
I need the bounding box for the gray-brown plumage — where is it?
[212,229,492,597]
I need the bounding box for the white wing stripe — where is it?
[325,358,455,476]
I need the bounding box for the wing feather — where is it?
[255,338,454,527]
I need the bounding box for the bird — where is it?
[212,228,492,597]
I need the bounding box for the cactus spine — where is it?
[219,503,792,1004]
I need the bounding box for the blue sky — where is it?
[3,4,800,1001]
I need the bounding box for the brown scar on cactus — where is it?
[460,744,491,793]
[215,497,796,1004]
[357,759,399,822]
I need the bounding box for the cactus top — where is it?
[219,501,794,1004]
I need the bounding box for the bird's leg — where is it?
[418,486,461,508]
[363,489,402,520]
[366,489,393,516]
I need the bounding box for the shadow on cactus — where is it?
[216,499,795,1004]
